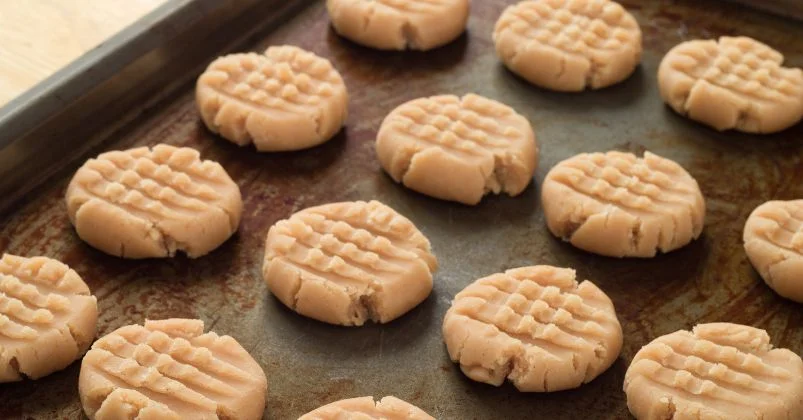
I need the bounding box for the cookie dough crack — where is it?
[505,43,523,64]
[662,211,679,254]
[735,105,755,132]
[482,162,503,195]
[66,323,85,354]
[560,197,593,242]
[287,268,304,311]
[762,252,793,290]
[585,55,600,89]
[564,212,590,242]
[665,396,676,420]
[362,3,377,33]
[397,147,427,185]
[7,356,28,381]
[629,219,643,252]
[216,203,240,234]
[401,21,419,50]
[348,277,383,325]
[483,153,527,197]
[587,341,607,381]
[682,78,757,132]
[151,222,186,258]
[157,225,178,257]
[556,55,568,83]
[357,292,380,324]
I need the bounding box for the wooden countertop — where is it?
[0,0,168,107]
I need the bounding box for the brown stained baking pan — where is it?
[0,0,802,419]
[725,0,803,21]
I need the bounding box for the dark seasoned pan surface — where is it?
[1,1,801,418]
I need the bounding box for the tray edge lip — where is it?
[0,0,209,148]
[0,0,311,217]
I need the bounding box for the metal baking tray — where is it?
[1,0,801,418]
[725,0,803,21]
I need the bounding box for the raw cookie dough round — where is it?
[299,396,434,420]
[0,254,97,382]
[493,0,642,91]
[541,151,705,257]
[624,323,803,420]
[442,265,622,392]
[658,36,803,133]
[79,318,267,420]
[376,94,538,205]
[197,45,348,151]
[65,144,242,259]
[743,199,803,303]
[326,0,470,51]
[263,200,438,326]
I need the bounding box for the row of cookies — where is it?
[442,265,803,419]
[260,196,803,418]
[197,0,803,160]
[260,199,802,417]
[51,136,801,419]
[0,252,430,419]
[256,194,803,417]
[5,1,801,419]
[0,253,270,418]
[2,247,801,419]
[60,138,800,300]
[195,10,802,207]
[494,0,803,133]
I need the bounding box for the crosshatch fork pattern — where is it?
[263,200,437,326]
[266,201,433,287]
[550,151,700,217]
[203,48,342,114]
[452,269,618,355]
[496,0,639,55]
[382,94,527,159]
[371,0,452,15]
[750,201,803,256]
[0,255,81,342]
[0,254,96,382]
[625,325,803,419]
[4,0,803,418]
[196,45,348,151]
[80,320,266,419]
[68,145,234,225]
[443,266,623,392]
[90,326,255,405]
[666,38,803,103]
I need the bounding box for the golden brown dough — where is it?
[658,36,803,133]
[197,45,348,151]
[376,94,538,205]
[263,200,437,326]
[0,254,97,382]
[299,396,434,420]
[494,0,642,91]
[78,319,267,420]
[624,323,803,420]
[443,265,622,392]
[327,0,470,51]
[743,199,803,303]
[541,151,705,257]
[65,144,242,259]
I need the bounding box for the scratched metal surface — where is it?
[1,1,802,419]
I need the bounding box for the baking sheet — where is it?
[1,0,802,419]
[725,0,803,21]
